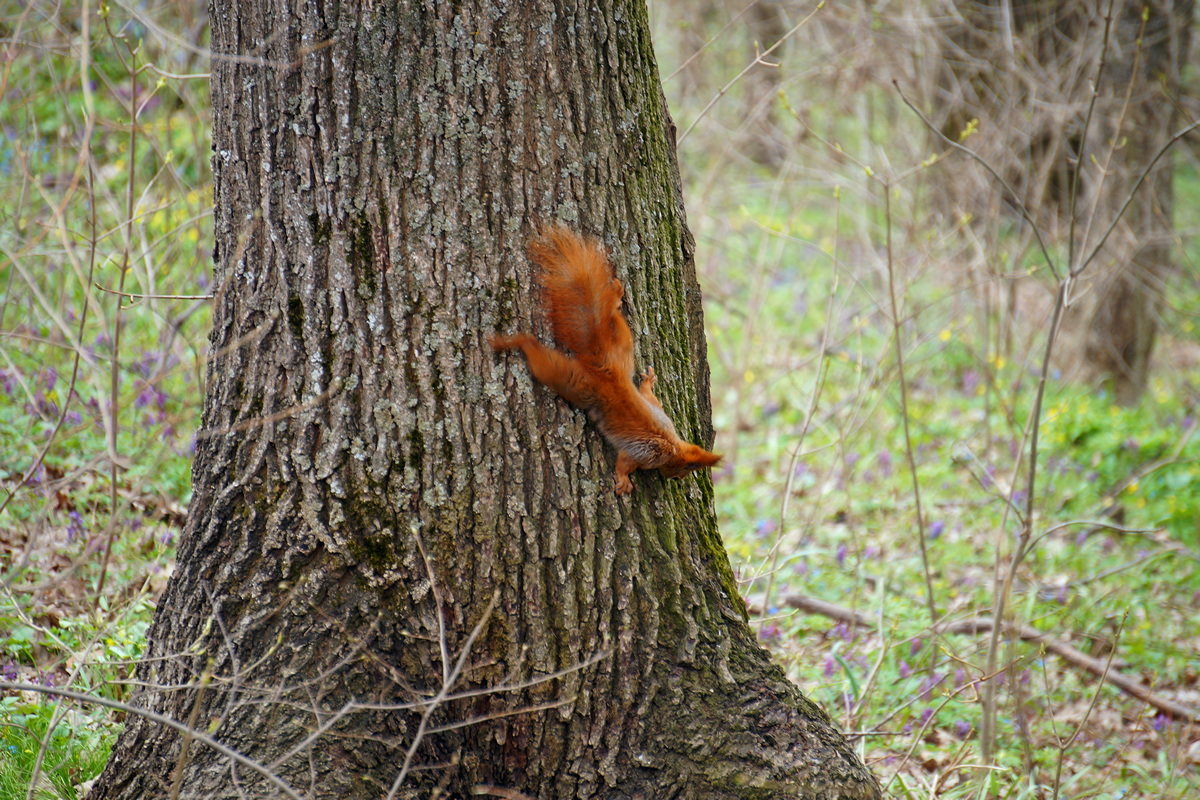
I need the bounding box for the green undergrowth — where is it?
[0,699,111,800]
[2,3,206,798]
[690,151,1200,798]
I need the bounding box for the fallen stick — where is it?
[775,593,1199,723]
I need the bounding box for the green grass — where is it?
[0,699,112,800]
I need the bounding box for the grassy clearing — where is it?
[2,2,1198,799]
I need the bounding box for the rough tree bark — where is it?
[89,1,881,799]
[933,0,1194,403]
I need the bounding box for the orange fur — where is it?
[492,226,721,495]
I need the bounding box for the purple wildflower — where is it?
[135,383,168,410]
[928,520,945,539]
[919,672,944,700]
[954,720,972,739]
[67,511,85,541]
[898,660,911,679]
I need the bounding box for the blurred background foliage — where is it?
[1,0,1197,797]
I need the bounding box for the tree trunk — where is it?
[89,2,881,799]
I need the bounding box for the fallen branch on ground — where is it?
[769,593,1199,723]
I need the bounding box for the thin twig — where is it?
[678,1,826,143]
[94,283,214,301]
[1067,0,1119,272]
[882,178,938,624]
[385,587,500,800]
[1052,613,1126,800]
[0,174,100,522]
[168,671,212,800]
[892,80,1060,282]
[471,786,538,800]
[760,202,840,613]
[664,0,758,83]
[1074,117,1200,278]
[96,28,139,610]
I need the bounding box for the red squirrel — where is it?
[491,226,722,495]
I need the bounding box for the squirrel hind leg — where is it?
[637,367,663,410]
[495,334,595,409]
[490,333,535,351]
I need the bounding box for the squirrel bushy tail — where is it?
[527,226,634,375]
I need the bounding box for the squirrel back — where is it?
[527,227,634,375]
